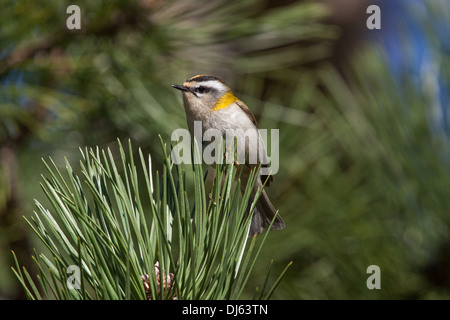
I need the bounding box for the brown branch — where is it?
[0,37,56,80]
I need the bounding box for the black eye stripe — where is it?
[194,86,211,94]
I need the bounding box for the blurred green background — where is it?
[1,0,450,299]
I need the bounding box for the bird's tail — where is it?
[248,189,285,237]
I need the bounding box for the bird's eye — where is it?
[195,86,209,94]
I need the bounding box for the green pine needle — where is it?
[11,138,288,300]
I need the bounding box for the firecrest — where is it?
[172,74,285,236]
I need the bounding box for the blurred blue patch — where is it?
[370,0,450,138]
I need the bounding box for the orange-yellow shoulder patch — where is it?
[212,91,239,111]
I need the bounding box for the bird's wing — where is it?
[236,100,257,127]
[235,100,273,186]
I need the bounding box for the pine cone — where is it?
[141,261,177,300]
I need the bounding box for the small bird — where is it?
[172,74,285,236]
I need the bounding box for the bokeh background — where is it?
[1,0,450,299]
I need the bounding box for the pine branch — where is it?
[11,138,289,300]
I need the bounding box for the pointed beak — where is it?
[172,84,190,92]
[172,84,198,97]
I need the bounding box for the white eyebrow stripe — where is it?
[192,80,227,92]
